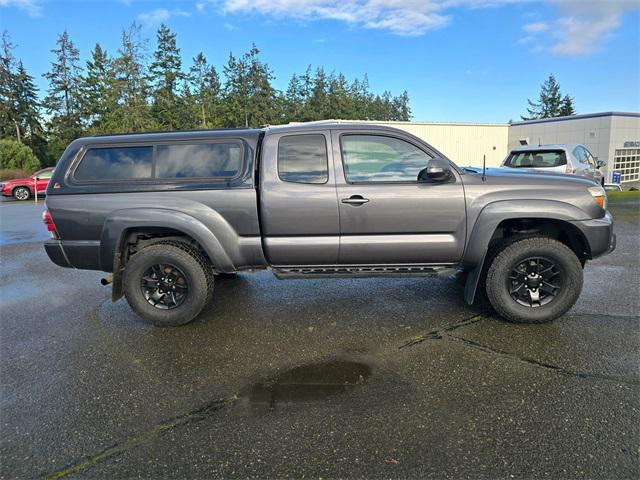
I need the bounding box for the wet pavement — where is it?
[0,196,638,479]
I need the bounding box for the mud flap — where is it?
[111,251,124,302]
[463,251,487,305]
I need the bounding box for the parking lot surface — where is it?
[1,195,638,479]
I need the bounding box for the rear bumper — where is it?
[44,241,73,268]
[44,240,101,270]
[572,211,616,259]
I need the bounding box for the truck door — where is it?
[331,129,466,265]
[259,130,339,265]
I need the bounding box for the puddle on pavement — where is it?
[233,360,371,416]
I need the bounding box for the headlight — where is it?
[588,185,607,210]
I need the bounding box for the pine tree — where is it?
[308,68,328,121]
[109,23,153,132]
[559,94,576,117]
[522,74,575,120]
[80,43,115,132]
[222,45,276,128]
[283,73,304,123]
[14,61,46,159]
[351,75,372,120]
[244,45,276,127]
[42,30,83,155]
[149,24,183,129]
[189,52,221,128]
[328,72,353,119]
[0,31,20,141]
[392,90,411,121]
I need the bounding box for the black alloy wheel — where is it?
[140,263,189,310]
[508,256,563,307]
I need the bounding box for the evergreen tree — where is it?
[222,45,276,128]
[42,30,83,157]
[523,74,575,120]
[0,31,20,141]
[308,68,328,121]
[328,72,353,119]
[189,52,221,128]
[351,75,372,120]
[392,90,411,121]
[559,94,576,117]
[245,45,276,126]
[283,73,304,123]
[149,24,183,129]
[80,43,114,133]
[109,23,153,132]
[14,61,46,159]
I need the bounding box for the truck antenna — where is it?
[482,154,487,182]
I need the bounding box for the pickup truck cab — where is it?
[43,123,615,326]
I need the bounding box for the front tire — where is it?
[485,237,583,324]
[123,243,213,326]
[13,186,30,201]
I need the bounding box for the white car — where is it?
[501,144,605,185]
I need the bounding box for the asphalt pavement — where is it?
[0,195,638,479]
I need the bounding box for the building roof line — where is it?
[511,111,640,126]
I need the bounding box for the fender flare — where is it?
[462,199,590,304]
[100,208,237,274]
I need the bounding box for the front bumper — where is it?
[572,211,616,259]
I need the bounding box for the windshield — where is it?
[504,150,566,168]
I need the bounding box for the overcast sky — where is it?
[1,0,639,122]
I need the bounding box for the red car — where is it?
[1,167,54,201]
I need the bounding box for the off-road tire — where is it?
[13,186,31,201]
[123,243,213,326]
[151,240,215,305]
[486,237,583,324]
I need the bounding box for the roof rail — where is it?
[91,127,257,137]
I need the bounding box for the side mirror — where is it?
[418,157,453,183]
[596,159,606,169]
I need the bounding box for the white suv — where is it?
[501,144,605,185]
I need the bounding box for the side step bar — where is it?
[272,264,459,279]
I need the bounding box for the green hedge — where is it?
[0,139,41,173]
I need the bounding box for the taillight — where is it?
[43,209,59,239]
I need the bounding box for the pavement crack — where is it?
[398,314,484,349]
[41,396,236,480]
[448,333,640,386]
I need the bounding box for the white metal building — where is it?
[509,112,640,184]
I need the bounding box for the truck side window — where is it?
[75,146,153,181]
[278,134,328,184]
[341,135,431,183]
[156,142,242,179]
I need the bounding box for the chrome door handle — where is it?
[341,195,369,205]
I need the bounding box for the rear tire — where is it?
[13,186,30,201]
[485,237,583,324]
[123,243,213,326]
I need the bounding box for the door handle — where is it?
[341,195,369,206]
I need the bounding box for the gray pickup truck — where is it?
[43,123,615,326]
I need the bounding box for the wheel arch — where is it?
[463,200,592,305]
[101,208,237,301]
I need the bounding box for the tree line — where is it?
[0,24,412,167]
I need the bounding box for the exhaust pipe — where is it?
[101,274,113,286]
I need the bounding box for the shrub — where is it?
[0,139,41,173]
[0,168,29,180]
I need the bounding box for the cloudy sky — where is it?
[1,0,638,122]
